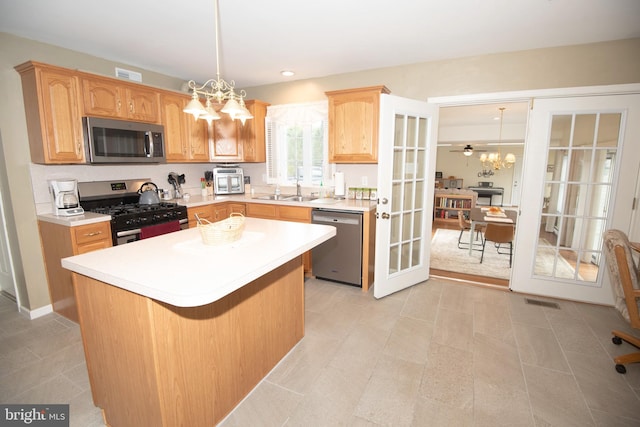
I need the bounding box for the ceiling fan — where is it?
[448,144,488,155]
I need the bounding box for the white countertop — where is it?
[179,193,377,212]
[37,211,111,226]
[38,194,375,227]
[61,217,335,307]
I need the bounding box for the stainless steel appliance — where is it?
[49,178,84,216]
[213,166,244,195]
[78,179,187,245]
[83,117,165,164]
[311,209,363,286]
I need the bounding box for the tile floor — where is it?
[1,277,639,426]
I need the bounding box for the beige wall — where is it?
[244,38,640,103]
[1,31,639,313]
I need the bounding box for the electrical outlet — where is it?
[361,176,368,186]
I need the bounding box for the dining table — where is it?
[468,207,518,255]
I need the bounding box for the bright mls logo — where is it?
[1,405,69,426]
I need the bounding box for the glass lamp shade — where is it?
[183,97,207,120]
[479,153,488,162]
[235,105,254,125]
[505,153,516,164]
[221,98,243,119]
[200,104,221,125]
[463,145,473,156]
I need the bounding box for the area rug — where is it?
[429,229,580,281]
[534,239,583,280]
[430,228,511,279]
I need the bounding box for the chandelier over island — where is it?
[479,107,516,171]
[183,0,253,125]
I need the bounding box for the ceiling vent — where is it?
[115,67,142,83]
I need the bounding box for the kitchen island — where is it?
[62,217,335,427]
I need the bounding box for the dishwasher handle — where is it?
[312,215,360,225]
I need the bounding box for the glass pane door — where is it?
[374,95,437,299]
[511,93,640,304]
[536,113,621,282]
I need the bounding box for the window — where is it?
[265,101,328,186]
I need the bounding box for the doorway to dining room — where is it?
[430,102,528,287]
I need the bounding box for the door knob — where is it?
[381,212,390,219]
[380,198,388,205]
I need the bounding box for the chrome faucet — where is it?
[296,179,302,197]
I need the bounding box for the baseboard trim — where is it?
[25,303,53,319]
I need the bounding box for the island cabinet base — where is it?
[73,257,305,427]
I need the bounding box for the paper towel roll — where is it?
[334,172,345,196]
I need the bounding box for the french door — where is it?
[374,94,438,299]
[511,94,640,304]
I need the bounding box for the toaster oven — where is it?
[212,167,244,195]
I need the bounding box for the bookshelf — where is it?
[433,190,477,224]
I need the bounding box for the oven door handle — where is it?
[116,228,141,238]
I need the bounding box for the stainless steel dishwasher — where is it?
[311,208,363,287]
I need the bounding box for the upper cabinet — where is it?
[326,85,390,163]
[238,100,269,163]
[81,76,160,123]
[160,93,209,162]
[210,99,269,163]
[15,61,85,164]
[15,60,267,164]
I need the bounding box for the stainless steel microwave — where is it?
[83,117,165,164]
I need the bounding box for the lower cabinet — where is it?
[246,203,312,272]
[38,220,112,322]
[187,204,228,228]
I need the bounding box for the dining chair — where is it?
[480,222,515,267]
[602,229,640,374]
[456,210,484,250]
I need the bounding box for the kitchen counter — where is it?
[62,218,335,427]
[37,211,111,226]
[37,194,375,228]
[176,193,377,212]
[62,217,335,307]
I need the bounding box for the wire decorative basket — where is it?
[197,213,245,245]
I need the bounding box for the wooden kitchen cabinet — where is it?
[228,203,246,215]
[246,203,312,271]
[187,203,230,228]
[326,85,390,163]
[210,99,269,162]
[239,100,269,162]
[160,92,209,162]
[38,220,112,322]
[81,75,160,123]
[15,61,85,164]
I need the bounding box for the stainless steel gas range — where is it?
[78,179,188,245]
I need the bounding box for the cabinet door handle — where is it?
[117,100,121,111]
[85,231,102,237]
[129,102,134,113]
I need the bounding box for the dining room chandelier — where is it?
[183,0,253,125]
[479,107,516,170]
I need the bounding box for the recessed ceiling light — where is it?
[280,70,295,77]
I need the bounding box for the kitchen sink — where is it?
[282,195,317,202]
[255,194,295,201]
[254,194,318,202]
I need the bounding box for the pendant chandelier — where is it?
[479,107,516,170]
[183,0,252,125]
